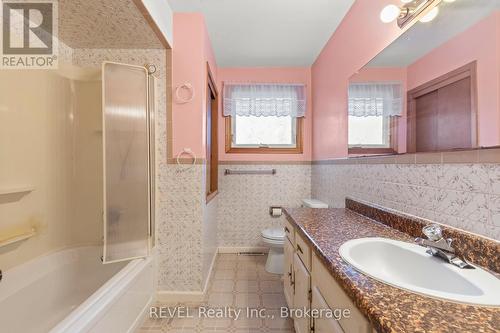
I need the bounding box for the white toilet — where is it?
[261,199,328,274]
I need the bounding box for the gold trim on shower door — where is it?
[102,61,151,264]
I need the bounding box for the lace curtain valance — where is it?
[223,83,306,117]
[348,82,403,117]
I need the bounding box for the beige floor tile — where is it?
[236,269,259,280]
[214,269,237,280]
[210,280,235,292]
[207,292,235,307]
[234,292,261,308]
[234,279,259,293]
[262,293,287,309]
[216,260,239,270]
[201,317,233,329]
[165,329,198,333]
[141,253,292,333]
[264,309,294,330]
[233,317,264,330]
[259,280,283,293]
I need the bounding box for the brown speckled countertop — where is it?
[283,207,500,333]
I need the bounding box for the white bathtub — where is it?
[0,246,154,333]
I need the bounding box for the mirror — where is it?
[348,0,500,155]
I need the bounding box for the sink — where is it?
[339,237,500,306]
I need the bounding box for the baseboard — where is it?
[202,251,217,293]
[156,247,269,304]
[217,246,269,254]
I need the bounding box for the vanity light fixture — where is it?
[380,0,443,28]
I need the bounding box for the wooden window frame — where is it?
[224,116,303,154]
[348,116,398,155]
[406,61,478,153]
[206,63,218,203]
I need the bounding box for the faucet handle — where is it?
[423,224,442,241]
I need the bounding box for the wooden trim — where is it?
[407,61,478,153]
[348,147,396,155]
[132,0,172,49]
[225,117,304,154]
[206,190,218,204]
[206,63,219,200]
[220,160,312,165]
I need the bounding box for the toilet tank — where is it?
[301,199,328,208]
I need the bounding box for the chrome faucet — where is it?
[415,224,474,269]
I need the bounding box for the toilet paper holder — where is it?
[269,206,283,217]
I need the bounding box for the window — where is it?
[206,64,218,202]
[223,83,305,154]
[348,82,402,154]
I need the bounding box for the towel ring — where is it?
[175,83,195,104]
[176,148,197,166]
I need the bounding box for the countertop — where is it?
[283,207,500,333]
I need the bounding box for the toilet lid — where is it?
[262,227,285,240]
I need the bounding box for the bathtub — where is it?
[0,246,154,333]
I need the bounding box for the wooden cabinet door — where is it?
[293,254,311,333]
[311,286,344,333]
[284,238,294,308]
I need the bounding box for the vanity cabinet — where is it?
[283,223,373,333]
[311,286,344,333]
[293,253,311,333]
[284,237,294,308]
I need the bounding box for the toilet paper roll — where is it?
[271,207,282,217]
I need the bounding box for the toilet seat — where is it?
[261,227,285,241]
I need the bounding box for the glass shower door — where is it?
[102,62,151,263]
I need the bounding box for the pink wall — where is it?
[217,67,313,161]
[350,67,408,153]
[407,12,500,147]
[172,13,218,159]
[312,0,410,160]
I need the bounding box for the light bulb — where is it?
[419,6,439,23]
[443,0,456,2]
[380,4,401,23]
[400,0,413,3]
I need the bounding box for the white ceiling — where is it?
[167,0,354,67]
[367,0,500,68]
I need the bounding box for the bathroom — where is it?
[0,0,499,332]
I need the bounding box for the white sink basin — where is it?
[339,237,500,306]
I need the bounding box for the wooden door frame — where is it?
[406,61,478,153]
[206,62,219,203]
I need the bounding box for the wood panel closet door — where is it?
[436,77,472,150]
[407,62,477,153]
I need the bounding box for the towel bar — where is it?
[224,169,276,175]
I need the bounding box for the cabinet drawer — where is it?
[295,232,311,271]
[284,219,295,245]
[312,254,371,333]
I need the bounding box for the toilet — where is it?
[262,198,328,274]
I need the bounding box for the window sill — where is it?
[226,146,303,154]
[348,147,396,156]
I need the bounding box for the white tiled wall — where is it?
[218,164,312,247]
[312,163,500,240]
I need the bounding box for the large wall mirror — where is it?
[348,0,500,155]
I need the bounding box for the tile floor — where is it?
[139,254,294,332]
